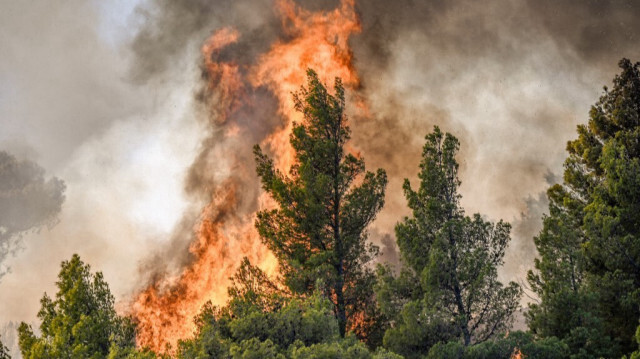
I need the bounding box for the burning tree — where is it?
[253,69,387,338]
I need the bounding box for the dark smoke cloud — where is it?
[525,0,640,69]
[130,0,279,83]
[0,151,65,279]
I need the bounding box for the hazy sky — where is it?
[1,2,640,353]
[0,0,202,322]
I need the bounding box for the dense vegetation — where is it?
[4,59,640,358]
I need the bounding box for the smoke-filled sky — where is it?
[1,0,640,350]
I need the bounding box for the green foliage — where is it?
[228,294,339,349]
[230,338,284,359]
[381,301,457,358]
[254,69,387,339]
[106,345,158,359]
[425,331,568,359]
[527,58,640,357]
[176,303,229,359]
[17,254,149,359]
[226,257,285,316]
[288,335,381,359]
[624,324,640,359]
[378,127,521,357]
[176,287,348,359]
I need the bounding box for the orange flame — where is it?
[252,0,360,170]
[131,0,362,353]
[511,348,526,359]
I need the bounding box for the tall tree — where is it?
[527,59,640,357]
[254,69,387,338]
[378,127,521,357]
[18,254,139,359]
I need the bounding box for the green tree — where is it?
[527,58,640,357]
[378,127,521,357]
[525,184,589,339]
[17,254,141,359]
[253,69,387,338]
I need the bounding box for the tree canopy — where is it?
[528,58,640,358]
[377,127,521,357]
[17,254,143,359]
[254,69,387,339]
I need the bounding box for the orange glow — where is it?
[130,0,362,353]
[252,0,360,171]
[511,348,526,359]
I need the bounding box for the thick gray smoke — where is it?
[347,0,640,286]
[0,151,65,279]
[0,0,202,331]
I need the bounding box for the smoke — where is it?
[0,0,202,327]
[345,0,640,281]
[0,321,21,358]
[0,152,65,278]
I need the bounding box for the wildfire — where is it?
[131,0,362,352]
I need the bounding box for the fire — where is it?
[131,0,362,352]
[253,0,360,170]
[511,348,526,359]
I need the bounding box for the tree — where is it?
[18,254,140,359]
[378,127,521,356]
[527,58,640,357]
[253,69,387,338]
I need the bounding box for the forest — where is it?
[2,59,640,359]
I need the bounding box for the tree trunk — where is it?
[335,263,347,337]
[333,115,347,337]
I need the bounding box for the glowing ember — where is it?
[131,0,362,352]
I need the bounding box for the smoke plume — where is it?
[0,151,65,279]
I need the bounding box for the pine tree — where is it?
[18,254,139,359]
[254,69,387,338]
[527,58,640,357]
[379,127,520,357]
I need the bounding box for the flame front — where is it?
[131,0,362,352]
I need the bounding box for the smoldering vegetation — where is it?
[0,151,65,279]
